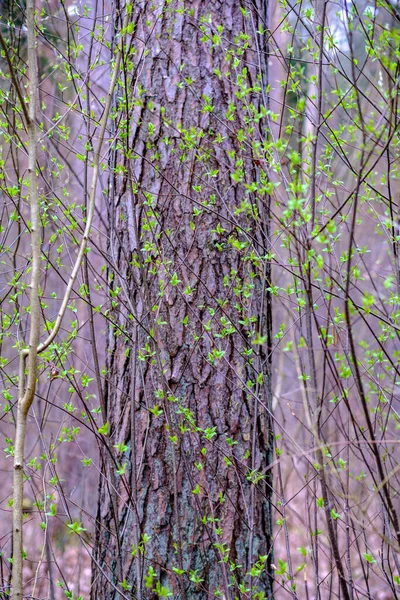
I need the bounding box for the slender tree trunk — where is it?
[12,1,40,596]
[93,1,274,598]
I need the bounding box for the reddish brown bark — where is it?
[92,1,274,598]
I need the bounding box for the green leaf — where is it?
[149,405,163,417]
[170,272,181,286]
[67,521,87,535]
[363,552,376,564]
[98,421,110,436]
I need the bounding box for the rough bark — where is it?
[93,1,274,598]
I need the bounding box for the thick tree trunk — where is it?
[92,1,274,598]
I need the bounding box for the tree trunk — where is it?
[92,1,274,598]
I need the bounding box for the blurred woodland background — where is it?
[0,0,400,599]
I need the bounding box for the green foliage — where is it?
[1,0,400,598]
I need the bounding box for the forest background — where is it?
[0,0,399,599]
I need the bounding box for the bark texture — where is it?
[92,1,274,598]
